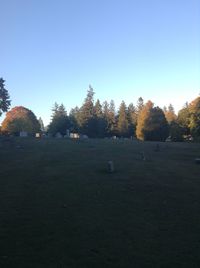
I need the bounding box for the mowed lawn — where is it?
[0,138,200,268]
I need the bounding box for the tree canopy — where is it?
[48,103,70,136]
[1,82,200,141]
[1,106,40,134]
[136,101,169,141]
[0,78,11,116]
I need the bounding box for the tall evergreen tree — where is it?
[58,103,67,116]
[136,97,144,119]
[48,103,70,135]
[127,103,137,136]
[177,103,190,135]
[69,106,81,132]
[94,99,103,117]
[107,100,116,136]
[38,117,45,132]
[79,85,95,136]
[102,100,110,135]
[51,102,59,119]
[93,99,106,137]
[117,101,129,137]
[0,78,11,116]
[164,104,177,124]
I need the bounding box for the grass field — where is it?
[0,138,200,267]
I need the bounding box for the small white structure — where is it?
[20,131,28,137]
[35,133,40,138]
[70,133,79,139]
[166,136,172,142]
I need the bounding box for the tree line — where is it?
[1,79,200,141]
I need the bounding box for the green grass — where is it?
[0,138,200,267]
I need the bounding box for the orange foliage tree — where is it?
[136,101,169,141]
[1,106,40,135]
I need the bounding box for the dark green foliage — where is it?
[93,99,107,138]
[69,106,81,132]
[102,100,116,136]
[79,85,95,136]
[45,90,200,140]
[0,78,11,116]
[177,103,190,135]
[48,103,70,136]
[145,107,169,141]
[127,103,137,136]
[189,97,200,138]
[170,121,184,141]
[108,100,117,136]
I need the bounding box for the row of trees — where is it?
[1,80,200,141]
[48,85,200,141]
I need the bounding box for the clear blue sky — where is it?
[1,0,199,125]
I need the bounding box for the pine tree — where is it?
[58,103,67,116]
[51,102,59,119]
[177,103,191,135]
[108,100,116,135]
[79,85,95,136]
[127,103,137,136]
[164,104,177,124]
[38,117,45,132]
[94,99,106,137]
[48,103,70,136]
[117,101,129,137]
[102,101,109,135]
[94,99,103,117]
[136,97,144,119]
[69,106,81,132]
[0,78,11,116]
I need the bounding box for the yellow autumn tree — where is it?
[136,101,169,141]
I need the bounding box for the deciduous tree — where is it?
[136,101,169,141]
[1,106,40,134]
[188,97,200,138]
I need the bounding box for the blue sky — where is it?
[1,0,199,125]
